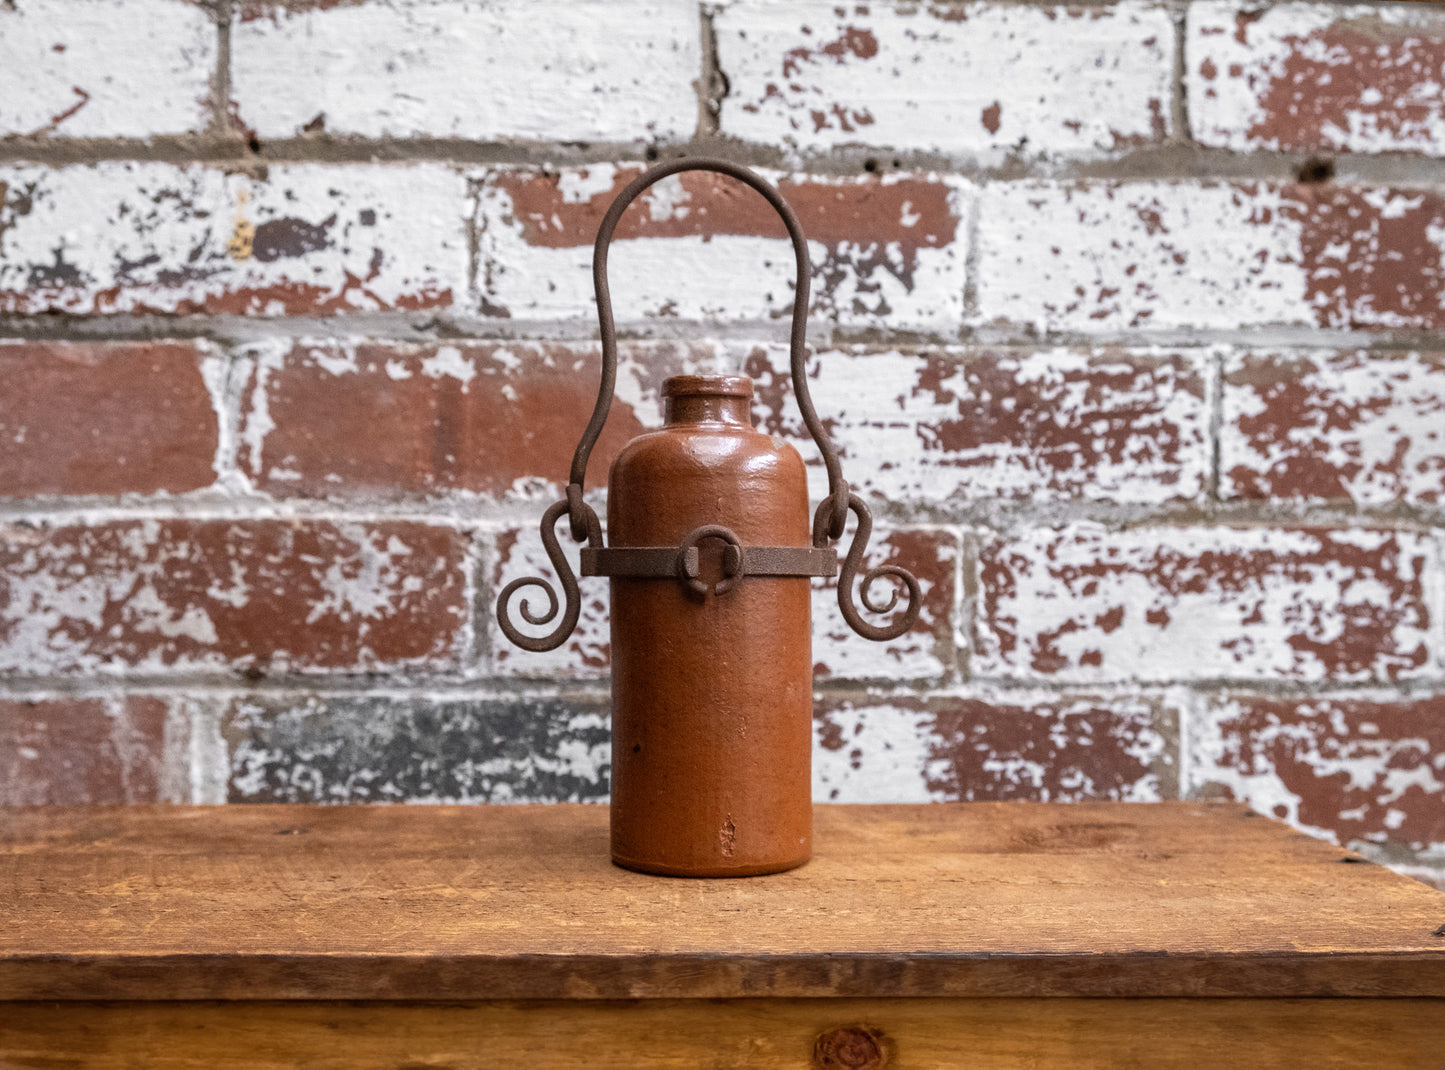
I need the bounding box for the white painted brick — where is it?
[975,181,1311,332]
[814,691,1173,803]
[0,162,468,315]
[976,524,1439,684]
[813,699,940,804]
[0,0,215,138]
[974,181,1445,333]
[1190,692,1445,855]
[231,0,700,141]
[1189,1,1445,155]
[1221,349,1445,505]
[733,343,1212,506]
[717,0,1173,158]
[477,164,970,329]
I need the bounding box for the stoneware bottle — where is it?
[496,157,921,878]
[607,374,813,876]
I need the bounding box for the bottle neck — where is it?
[661,376,754,428]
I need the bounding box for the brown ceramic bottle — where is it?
[607,374,813,877]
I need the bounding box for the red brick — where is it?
[1285,184,1445,330]
[813,693,1175,803]
[743,344,1209,506]
[1195,694,1445,855]
[0,341,219,498]
[1221,349,1445,505]
[240,340,715,499]
[0,520,468,675]
[0,696,168,805]
[1190,2,1445,155]
[976,181,1445,332]
[976,525,1437,683]
[478,164,969,329]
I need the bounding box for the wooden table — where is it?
[2,802,1443,1069]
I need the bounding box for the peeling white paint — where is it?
[1191,693,1445,853]
[976,524,1438,683]
[123,583,219,645]
[420,345,477,389]
[1220,349,1445,505]
[1189,1,1445,155]
[0,0,215,138]
[975,182,1310,332]
[746,343,1212,506]
[0,162,470,316]
[476,168,971,330]
[717,0,1173,159]
[230,0,700,142]
[814,701,940,803]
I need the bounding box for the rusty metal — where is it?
[582,538,837,586]
[495,158,923,877]
[495,156,920,651]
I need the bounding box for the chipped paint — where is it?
[976,181,1308,332]
[977,525,1438,683]
[0,520,468,675]
[0,696,168,805]
[231,0,699,141]
[1190,1,1445,154]
[1222,348,1445,505]
[1194,694,1445,854]
[491,525,611,678]
[977,180,1445,332]
[238,340,723,499]
[717,0,1173,157]
[0,163,467,316]
[1281,184,1445,330]
[0,0,214,138]
[814,692,1174,803]
[478,165,969,329]
[225,694,611,803]
[741,343,1211,506]
[812,527,957,681]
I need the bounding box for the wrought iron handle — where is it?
[571,156,849,541]
[497,157,921,650]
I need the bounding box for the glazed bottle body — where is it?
[607,376,813,877]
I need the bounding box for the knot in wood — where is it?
[813,1025,887,1069]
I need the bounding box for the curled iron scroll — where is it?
[497,499,602,652]
[813,493,921,642]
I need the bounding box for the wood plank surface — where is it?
[3,802,1443,999]
[3,999,1444,1070]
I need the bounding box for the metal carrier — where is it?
[496,157,922,652]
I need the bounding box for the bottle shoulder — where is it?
[612,423,807,478]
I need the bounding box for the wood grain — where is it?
[3,802,1443,999]
[3,999,1444,1070]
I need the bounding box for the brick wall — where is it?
[1,0,1442,889]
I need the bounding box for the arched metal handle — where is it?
[569,157,850,543]
[497,157,921,649]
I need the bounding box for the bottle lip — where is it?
[662,375,753,399]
